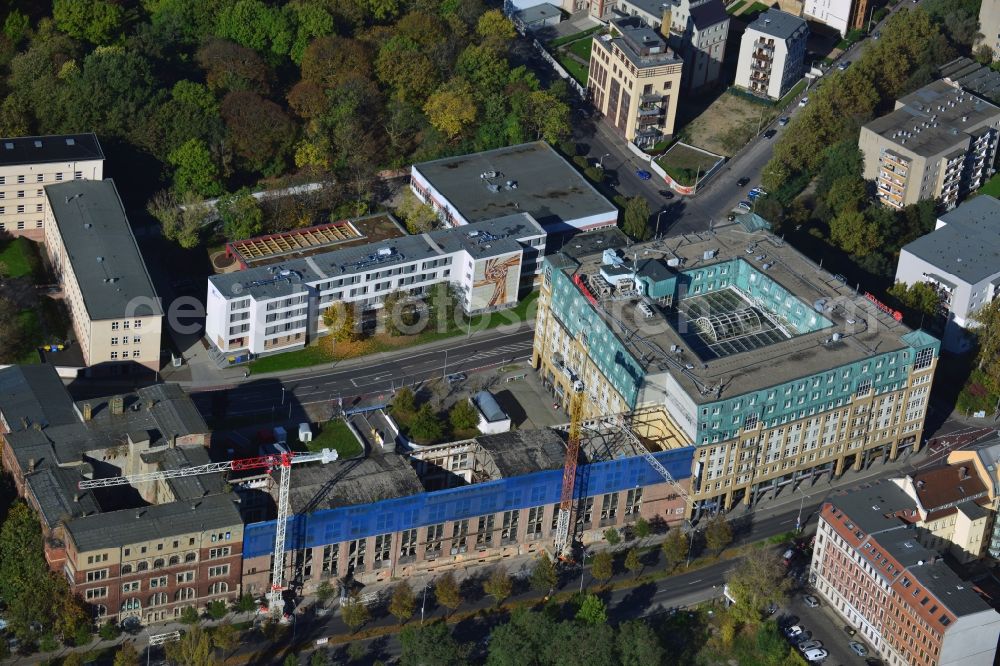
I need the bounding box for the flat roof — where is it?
[515,2,562,23]
[210,214,544,301]
[600,18,682,70]
[288,452,426,513]
[46,180,161,320]
[554,224,924,403]
[690,0,727,29]
[0,133,103,167]
[903,195,1000,284]
[864,79,1000,157]
[747,8,807,40]
[477,428,565,476]
[618,0,668,17]
[412,142,617,230]
[939,57,1000,105]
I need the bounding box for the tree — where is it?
[284,655,299,666]
[633,517,651,539]
[300,36,372,91]
[220,91,296,174]
[624,547,641,577]
[316,582,336,605]
[196,39,273,94]
[168,139,223,197]
[211,622,239,656]
[340,597,371,633]
[590,550,613,583]
[435,572,462,612]
[483,568,513,607]
[393,387,417,415]
[0,502,60,640]
[383,290,420,336]
[725,548,791,624]
[424,78,477,140]
[233,594,256,614]
[395,189,438,234]
[322,302,358,343]
[449,400,480,432]
[389,581,416,623]
[180,605,201,625]
[973,298,1000,380]
[63,654,84,666]
[704,514,733,555]
[530,553,558,593]
[575,593,607,625]
[99,620,121,641]
[617,619,665,666]
[205,599,228,620]
[830,208,880,257]
[215,0,294,57]
[310,650,330,666]
[525,90,571,143]
[217,189,265,241]
[476,9,516,48]
[621,196,650,240]
[603,528,621,546]
[661,528,689,571]
[148,191,211,249]
[409,403,444,444]
[888,281,941,320]
[399,620,465,666]
[824,175,867,215]
[53,0,124,45]
[376,36,439,105]
[0,297,28,364]
[113,640,140,666]
[165,627,218,666]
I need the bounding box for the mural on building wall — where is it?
[471,253,521,309]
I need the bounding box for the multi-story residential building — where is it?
[948,436,1000,559]
[410,141,618,233]
[811,480,1000,666]
[587,17,684,148]
[43,180,163,374]
[859,80,1000,210]
[532,220,940,516]
[893,195,1000,353]
[0,133,103,240]
[614,0,729,91]
[240,428,694,595]
[205,214,546,356]
[979,0,1000,60]
[802,0,873,37]
[0,364,243,624]
[735,9,808,101]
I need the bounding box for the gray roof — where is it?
[970,436,1000,497]
[46,180,161,320]
[910,559,992,617]
[477,428,566,477]
[0,133,103,167]
[939,57,1000,105]
[26,466,100,529]
[0,365,78,431]
[864,80,1000,158]
[210,213,544,301]
[66,493,242,553]
[618,0,669,18]
[902,195,1000,284]
[287,453,425,513]
[748,9,807,40]
[413,142,617,231]
[635,258,674,282]
[601,18,683,70]
[515,2,561,24]
[690,0,728,29]
[141,446,225,501]
[473,391,508,423]
[828,479,917,535]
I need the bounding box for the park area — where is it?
[550,29,599,86]
[301,418,363,458]
[655,143,723,187]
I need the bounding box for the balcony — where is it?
[753,50,773,62]
[637,114,663,127]
[641,92,664,103]
[638,105,664,117]
[754,40,775,53]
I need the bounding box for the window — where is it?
[86,569,108,582]
[168,555,180,566]
[600,493,619,520]
[148,592,168,607]
[347,538,367,570]
[175,588,195,602]
[577,497,595,524]
[176,571,194,584]
[321,545,338,575]
[16,204,23,213]
[111,337,118,346]
[209,547,231,559]
[121,598,141,612]
[208,582,228,595]
[153,558,165,569]
[132,350,141,358]
[149,576,167,589]
[74,171,83,180]
[85,587,107,600]
[134,320,142,329]
[36,174,43,183]
[526,506,544,537]
[426,524,444,554]
[451,520,469,552]
[624,488,643,515]
[208,565,230,578]
[374,533,392,562]
[122,581,140,593]
[15,190,23,198]
[16,175,24,184]
[184,553,196,563]
[111,321,119,330]
[136,561,148,572]
[399,529,417,559]
[501,510,519,541]
[476,515,494,546]
[55,172,62,182]
[914,347,934,370]
[121,564,133,575]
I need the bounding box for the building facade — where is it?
[735,9,808,101]
[947,436,1000,559]
[894,196,1000,353]
[588,17,684,148]
[0,134,103,240]
[859,80,1000,210]
[43,180,162,373]
[802,0,872,36]
[811,481,1000,666]
[205,214,546,356]
[531,224,940,517]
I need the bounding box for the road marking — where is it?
[686,579,703,585]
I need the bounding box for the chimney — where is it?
[169,434,177,449]
[27,457,35,473]
[959,466,969,480]
[110,395,124,416]
[82,402,92,421]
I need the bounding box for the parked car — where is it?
[784,625,806,638]
[803,648,828,662]
[737,200,752,211]
[778,116,790,126]
[636,169,652,180]
[838,60,851,71]
[803,594,820,608]
[798,640,823,652]
[843,625,857,636]
[763,128,777,138]
[783,548,796,565]
[792,631,813,644]
[850,641,869,657]
[446,373,467,384]
[659,189,675,199]
[737,176,751,187]
[872,31,881,40]
[750,186,768,197]
[765,602,779,615]
[799,97,809,107]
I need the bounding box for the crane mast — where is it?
[78,448,338,617]
[554,391,584,557]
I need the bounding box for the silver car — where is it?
[798,640,823,652]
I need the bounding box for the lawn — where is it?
[15,310,40,364]
[0,236,40,279]
[741,0,769,14]
[304,418,363,458]
[726,0,745,13]
[979,171,1000,198]
[556,52,588,85]
[547,26,602,48]
[250,291,539,374]
[567,36,593,61]
[777,79,807,108]
[655,143,722,186]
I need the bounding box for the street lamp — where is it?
[796,491,811,533]
[655,209,667,239]
[579,550,590,593]
[281,386,286,405]
[421,582,429,624]
[443,348,449,380]
[598,153,611,169]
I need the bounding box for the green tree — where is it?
[217,189,264,241]
[633,517,651,539]
[196,39,273,95]
[590,550,613,583]
[168,139,223,197]
[483,568,513,607]
[704,514,733,555]
[434,572,462,612]
[283,654,299,666]
[53,0,124,45]
[621,196,650,240]
[180,605,201,625]
[617,619,665,666]
[148,191,210,249]
[309,650,330,666]
[165,626,218,666]
[99,620,121,641]
[530,552,558,592]
[424,78,477,140]
[389,581,416,624]
[322,302,359,343]
[206,599,228,620]
[233,594,256,614]
[830,208,880,257]
[624,547,641,577]
[603,528,621,546]
[300,36,372,91]
[0,502,59,639]
[220,90,296,174]
[383,290,420,336]
[888,281,941,319]
[973,298,1000,383]
[824,175,867,215]
[376,36,439,105]
[3,11,30,46]
[316,582,336,605]
[409,403,444,444]
[525,90,571,143]
[63,654,84,666]
[575,593,607,624]
[211,622,239,656]
[393,387,417,415]
[449,400,480,432]
[215,0,294,57]
[113,640,140,666]
[661,528,689,571]
[395,189,438,234]
[340,597,371,633]
[476,9,516,47]
[725,548,791,624]
[399,620,465,666]
[0,297,28,364]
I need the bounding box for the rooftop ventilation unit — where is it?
[702,249,717,260]
[480,171,499,179]
[33,140,41,148]
[377,247,393,257]
[2,142,11,150]
[66,138,75,146]
[468,230,480,237]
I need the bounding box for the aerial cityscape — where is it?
[0,0,999,665]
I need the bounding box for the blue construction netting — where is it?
[243,447,695,558]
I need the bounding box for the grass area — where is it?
[743,0,769,13]
[726,0,746,14]
[250,292,539,374]
[835,28,865,50]
[0,236,40,279]
[555,53,588,85]
[304,418,364,458]
[777,79,808,108]
[957,369,999,415]
[547,25,602,47]
[655,144,721,186]
[16,310,41,364]
[567,36,593,60]
[979,171,1000,198]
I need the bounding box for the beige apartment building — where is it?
[588,17,683,149]
[43,180,162,375]
[0,133,103,240]
[860,80,1000,209]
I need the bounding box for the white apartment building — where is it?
[43,180,163,374]
[735,9,808,101]
[205,214,546,356]
[0,134,103,240]
[894,195,1000,353]
[802,0,871,37]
